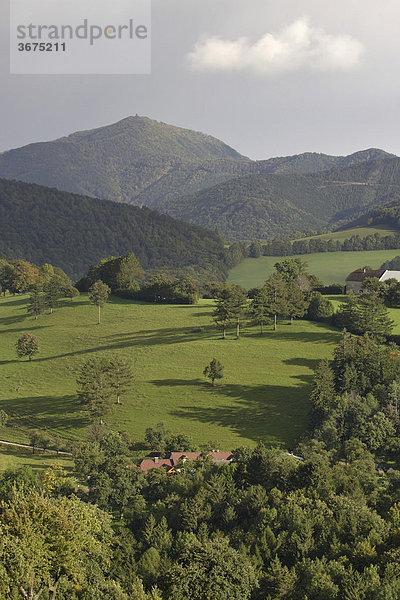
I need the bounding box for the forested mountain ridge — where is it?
[160,157,400,240]
[0,178,228,281]
[343,196,400,231]
[0,116,248,204]
[0,115,394,209]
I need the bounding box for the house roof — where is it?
[345,269,385,282]
[170,452,201,466]
[139,458,173,472]
[140,451,235,472]
[209,451,234,462]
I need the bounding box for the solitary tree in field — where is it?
[88,280,111,324]
[106,356,134,404]
[16,333,39,361]
[212,288,234,339]
[27,286,45,319]
[77,358,115,424]
[203,358,224,387]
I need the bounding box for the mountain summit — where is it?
[0,116,247,203]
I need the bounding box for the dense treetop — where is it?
[0,178,229,280]
[160,158,400,240]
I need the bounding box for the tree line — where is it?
[248,231,400,259]
[208,258,334,337]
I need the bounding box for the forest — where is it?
[0,178,232,282]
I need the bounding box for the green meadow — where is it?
[228,249,400,289]
[0,294,342,460]
[294,225,398,243]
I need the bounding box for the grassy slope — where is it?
[295,225,399,242]
[0,445,72,473]
[0,294,341,454]
[228,249,400,288]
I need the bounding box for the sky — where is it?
[1,0,400,159]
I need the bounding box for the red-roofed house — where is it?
[139,450,234,472]
[170,452,201,466]
[209,451,234,465]
[139,458,174,472]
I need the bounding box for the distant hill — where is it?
[254,148,395,175]
[0,116,248,204]
[343,196,400,231]
[0,116,394,208]
[159,157,400,240]
[0,178,228,281]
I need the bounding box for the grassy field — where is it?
[294,225,398,243]
[0,294,343,457]
[0,444,73,473]
[228,249,400,289]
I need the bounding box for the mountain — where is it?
[0,116,394,208]
[254,148,395,175]
[0,116,248,204]
[0,178,228,281]
[344,196,400,231]
[159,157,400,240]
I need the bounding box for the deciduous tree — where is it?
[203,358,224,386]
[16,333,39,361]
[88,280,111,324]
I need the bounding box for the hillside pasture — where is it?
[228,249,400,288]
[0,294,341,457]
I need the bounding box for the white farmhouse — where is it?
[345,268,400,294]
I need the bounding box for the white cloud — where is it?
[187,17,365,75]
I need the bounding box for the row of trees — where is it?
[210,259,333,337]
[78,254,200,305]
[249,231,400,258]
[0,256,75,297]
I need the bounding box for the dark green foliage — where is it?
[250,286,271,334]
[274,257,308,282]
[16,333,39,361]
[77,358,115,423]
[27,285,45,319]
[285,281,309,323]
[307,292,334,321]
[88,280,111,324]
[203,358,224,386]
[264,273,289,331]
[134,276,199,304]
[309,331,400,457]
[93,253,144,293]
[165,536,257,600]
[335,291,394,341]
[160,157,400,240]
[144,423,197,453]
[77,355,134,419]
[0,179,230,282]
[43,275,63,313]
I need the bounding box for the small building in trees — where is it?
[139,451,234,472]
[345,268,400,294]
